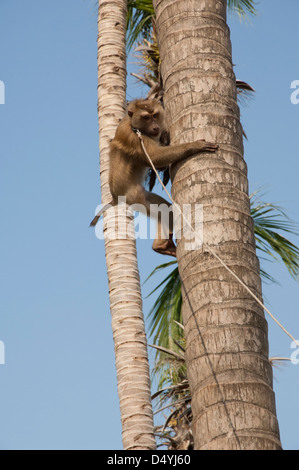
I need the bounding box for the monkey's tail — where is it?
[90,200,114,227]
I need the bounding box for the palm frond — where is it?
[144,260,177,285]
[150,344,185,361]
[127,1,154,51]
[147,265,182,348]
[236,79,255,106]
[227,0,257,19]
[251,194,299,279]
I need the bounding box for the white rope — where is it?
[136,130,299,349]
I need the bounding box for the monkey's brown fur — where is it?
[91,99,218,256]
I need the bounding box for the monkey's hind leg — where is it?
[144,191,177,257]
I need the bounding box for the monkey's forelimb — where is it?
[90,201,115,227]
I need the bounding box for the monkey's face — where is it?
[129,111,161,138]
[128,100,165,140]
[139,112,161,137]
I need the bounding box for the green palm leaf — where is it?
[146,263,182,349]
[227,0,257,19]
[127,1,154,51]
[251,193,299,279]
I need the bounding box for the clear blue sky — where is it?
[0,0,298,450]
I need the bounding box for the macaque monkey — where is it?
[91,99,218,256]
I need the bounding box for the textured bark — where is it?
[153,0,282,450]
[97,0,156,450]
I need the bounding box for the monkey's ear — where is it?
[128,110,133,117]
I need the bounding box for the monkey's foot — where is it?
[152,239,177,257]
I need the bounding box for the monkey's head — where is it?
[128,99,165,140]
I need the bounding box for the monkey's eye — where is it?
[153,113,159,119]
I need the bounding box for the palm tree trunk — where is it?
[97,0,156,450]
[153,0,282,450]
